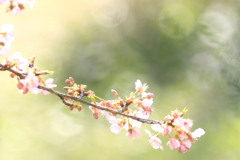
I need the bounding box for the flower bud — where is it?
[147,93,154,98]
[66,77,75,85]
[65,79,71,85]
[126,97,134,104]
[17,81,24,90]
[63,86,71,90]
[10,72,16,78]
[68,106,74,111]
[93,112,99,119]
[111,90,119,97]
[77,107,82,112]
[18,3,25,10]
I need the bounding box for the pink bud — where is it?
[68,106,74,111]
[111,90,119,97]
[68,77,75,85]
[65,79,71,84]
[93,112,99,119]
[147,93,154,98]
[77,107,82,112]
[17,82,24,90]
[22,87,29,94]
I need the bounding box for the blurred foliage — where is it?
[1,0,240,159]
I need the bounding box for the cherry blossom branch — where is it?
[0,62,162,124]
[0,1,205,153]
[40,85,163,125]
[0,55,205,153]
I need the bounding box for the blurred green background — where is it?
[1,0,240,159]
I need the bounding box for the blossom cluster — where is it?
[0,0,35,14]
[0,23,56,94]
[146,109,205,153]
[4,52,56,94]
[64,78,205,152]
[64,78,154,138]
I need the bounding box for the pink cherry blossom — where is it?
[177,130,188,140]
[41,78,57,95]
[151,123,172,136]
[167,138,180,150]
[30,87,42,94]
[178,140,192,153]
[135,98,153,118]
[181,120,193,133]
[141,98,153,107]
[145,130,163,150]
[18,72,40,94]
[105,101,113,108]
[1,24,14,43]
[126,127,141,139]
[173,117,185,127]
[140,106,153,117]
[171,109,182,118]
[135,79,148,94]
[110,123,122,134]
[173,118,193,132]
[104,113,124,134]
[104,112,115,122]
[22,74,38,88]
[0,24,14,55]
[11,52,29,71]
[191,128,205,139]
[164,115,174,122]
